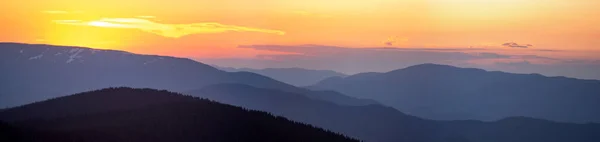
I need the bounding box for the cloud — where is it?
[535,49,562,52]
[239,45,504,59]
[476,52,511,58]
[54,18,285,38]
[384,36,408,46]
[502,42,532,48]
[215,45,515,74]
[201,44,600,80]
[487,60,600,80]
[384,42,394,46]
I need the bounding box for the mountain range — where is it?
[0,42,367,108]
[2,42,600,142]
[2,84,599,142]
[310,63,600,123]
[216,66,347,87]
[187,83,600,142]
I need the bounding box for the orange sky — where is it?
[1,0,599,60]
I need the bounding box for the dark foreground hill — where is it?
[0,88,357,142]
[189,83,600,142]
[311,63,600,123]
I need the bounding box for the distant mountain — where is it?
[189,83,600,142]
[0,88,357,142]
[302,89,379,106]
[311,63,600,123]
[438,117,600,142]
[217,66,347,86]
[0,43,368,108]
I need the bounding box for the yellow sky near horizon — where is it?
[1,0,599,59]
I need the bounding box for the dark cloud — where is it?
[536,49,562,52]
[487,60,600,80]
[384,41,394,46]
[477,53,511,58]
[239,45,507,60]
[214,45,513,74]
[516,55,558,60]
[502,42,533,48]
[383,36,406,46]
[372,47,488,51]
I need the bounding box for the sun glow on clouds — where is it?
[54,18,286,38]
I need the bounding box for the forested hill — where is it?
[0,88,357,142]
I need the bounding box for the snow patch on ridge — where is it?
[67,48,85,63]
[29,54,43,60]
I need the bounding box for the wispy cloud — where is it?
[200,44,600,80]
[227,44,518,73]
[384,36,408,46]
[502,42,532,48]
[54,18,285,38]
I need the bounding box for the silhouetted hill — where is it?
[189,84,439,142]
[217,66,347,86]
[0,88,357,142]
[312,63,600,123]
[189,83,600,142]
[0,43,369,108]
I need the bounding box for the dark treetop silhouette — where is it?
[0,88,357,142]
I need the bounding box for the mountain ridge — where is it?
[216,66,348,86]
[312,63,600,123]
[187,83,600,142]
[1,42,359,108]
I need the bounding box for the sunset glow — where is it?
[55,18,285,38]
[1,0,599,60]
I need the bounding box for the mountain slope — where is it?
[0,88,357,142]
[0,43,353,108]
[311,63,600,123]
[439,117,600,142]
[188,83,600,142]
[218,66,347,86]
[189,84,442,142]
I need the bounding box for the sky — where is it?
[1,0,599,79]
